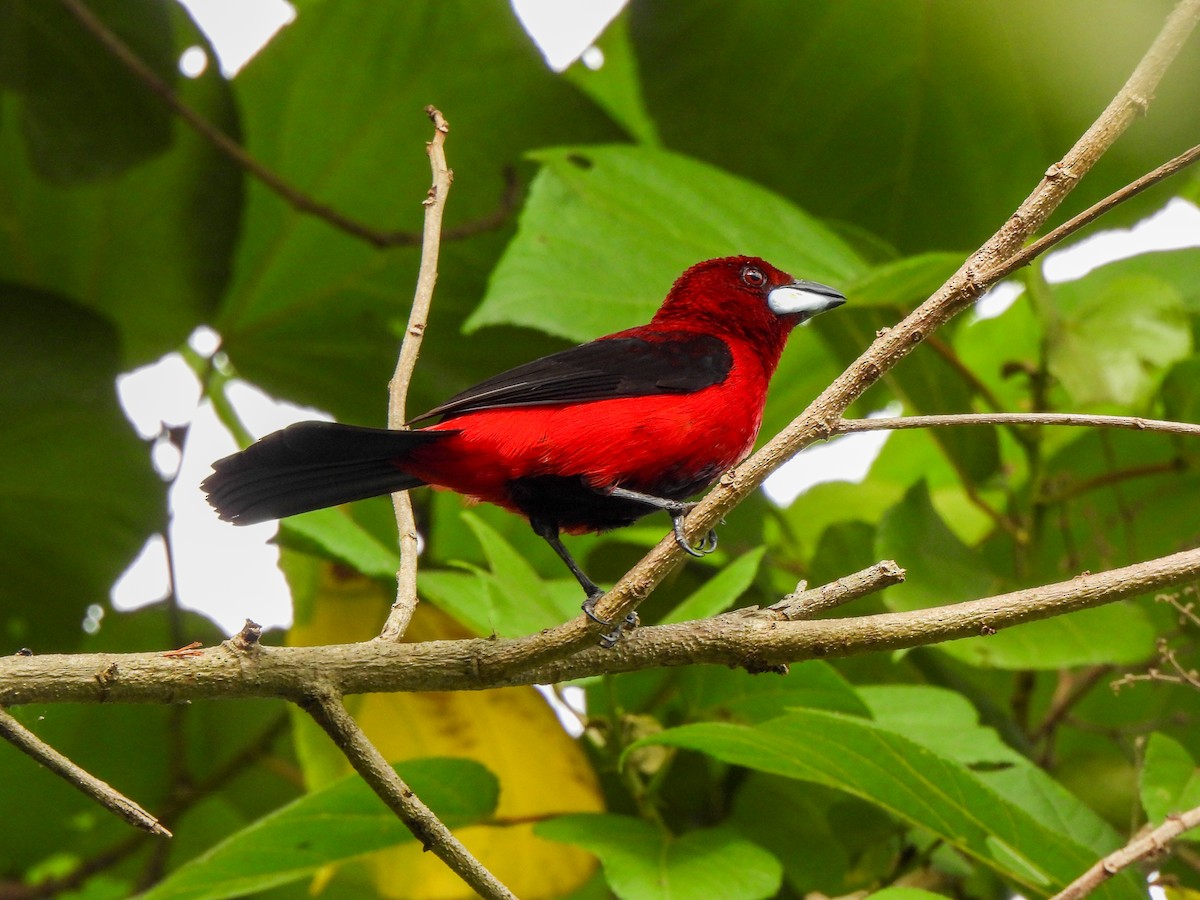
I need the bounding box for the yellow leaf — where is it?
[288,562,602,898]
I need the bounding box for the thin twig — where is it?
[1041,458,1186,506]
[299,691,515,900]
[379,107,452,643]
[0,706,170,836]
[835,412,1200,439]
[1050,805,1200,900]
[1031,665,1114,743]
[763,560,906,620]
[979,140,1200,285]
[57,0,514,249]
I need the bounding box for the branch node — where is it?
[233,620,263,650]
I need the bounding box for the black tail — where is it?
[201,421,453,525]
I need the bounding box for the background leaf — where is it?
[642,711,1143,899]
[537,815,782,900]
[137,757,498,900]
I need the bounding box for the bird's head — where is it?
[653,256,846,356]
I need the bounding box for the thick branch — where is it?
[0,705,169,836]
[379,107,452,643]
[300,691,514,900]
[4,547,1198,705]
[1051,806,1200,900]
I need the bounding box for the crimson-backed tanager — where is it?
[203,256,845,634]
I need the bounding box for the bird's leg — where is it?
[530,517,635,646]
[603,486,719,558]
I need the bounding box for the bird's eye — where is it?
[741,266,766,287]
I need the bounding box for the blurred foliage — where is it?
[1,1,1199,898]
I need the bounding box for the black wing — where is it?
[409,332,732,423]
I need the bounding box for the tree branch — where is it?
[300,691,514,900]
[1051,806,1200,900]
[4,547,1198,704]
[379,107,452,643]
[0,705,169,837]
[979,139,1200,286]
[835,412,1200,439]
[57,0,516,249]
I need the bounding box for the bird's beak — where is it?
[767,280,846,321]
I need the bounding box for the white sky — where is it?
[111,3,1200,634]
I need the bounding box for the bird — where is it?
[202,256,845,638]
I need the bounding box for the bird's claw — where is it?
[582,595,639,648]
[671,510,719,557]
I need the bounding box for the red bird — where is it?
[203,257,844,633]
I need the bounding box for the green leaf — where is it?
[641,711,1142,899]
[278,507,400,581]
[0,4,240,364]
[1047,266,1191,407]
[0,287,162,647]
[537,814,782,900]
[0,0,175,183]
[860,685,1122,856]
[137,758,498,900]
[954,293,1041,412]
[468,144,865,342]
[564,13,661,146]
[845,253,965,307]
[876,482,1002,611]
[629,0,1200,251]
[868,890,954,900]
[858,685,1026,767]
[679,661,869,724]
[418,512,580,637]
[660,548,764,624]
[1141,732,1200,841]
[877,481,1156,668]
[730,775,890,895]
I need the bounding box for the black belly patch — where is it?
[509,469,721,533]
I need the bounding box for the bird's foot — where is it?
[582,593,639,648]
[669,503,719,557]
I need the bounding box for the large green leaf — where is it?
[537,815,782,900]
[641,711,1143,899]
[0,0,175,183]
[1046,251,1194,407]
[468,144,865,342]
[877,481,1157,668]
[859,685,1122,856]
[1141,732,1200,842]
[627,0,1199,252]
[0,288,162,647]
[678,660,870,723]
[660,548,764,624]
[729,775,895,895]
[418,511,581,637]
[0,4,241,365]
[137,757,498,900]
[217,0,620,425]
